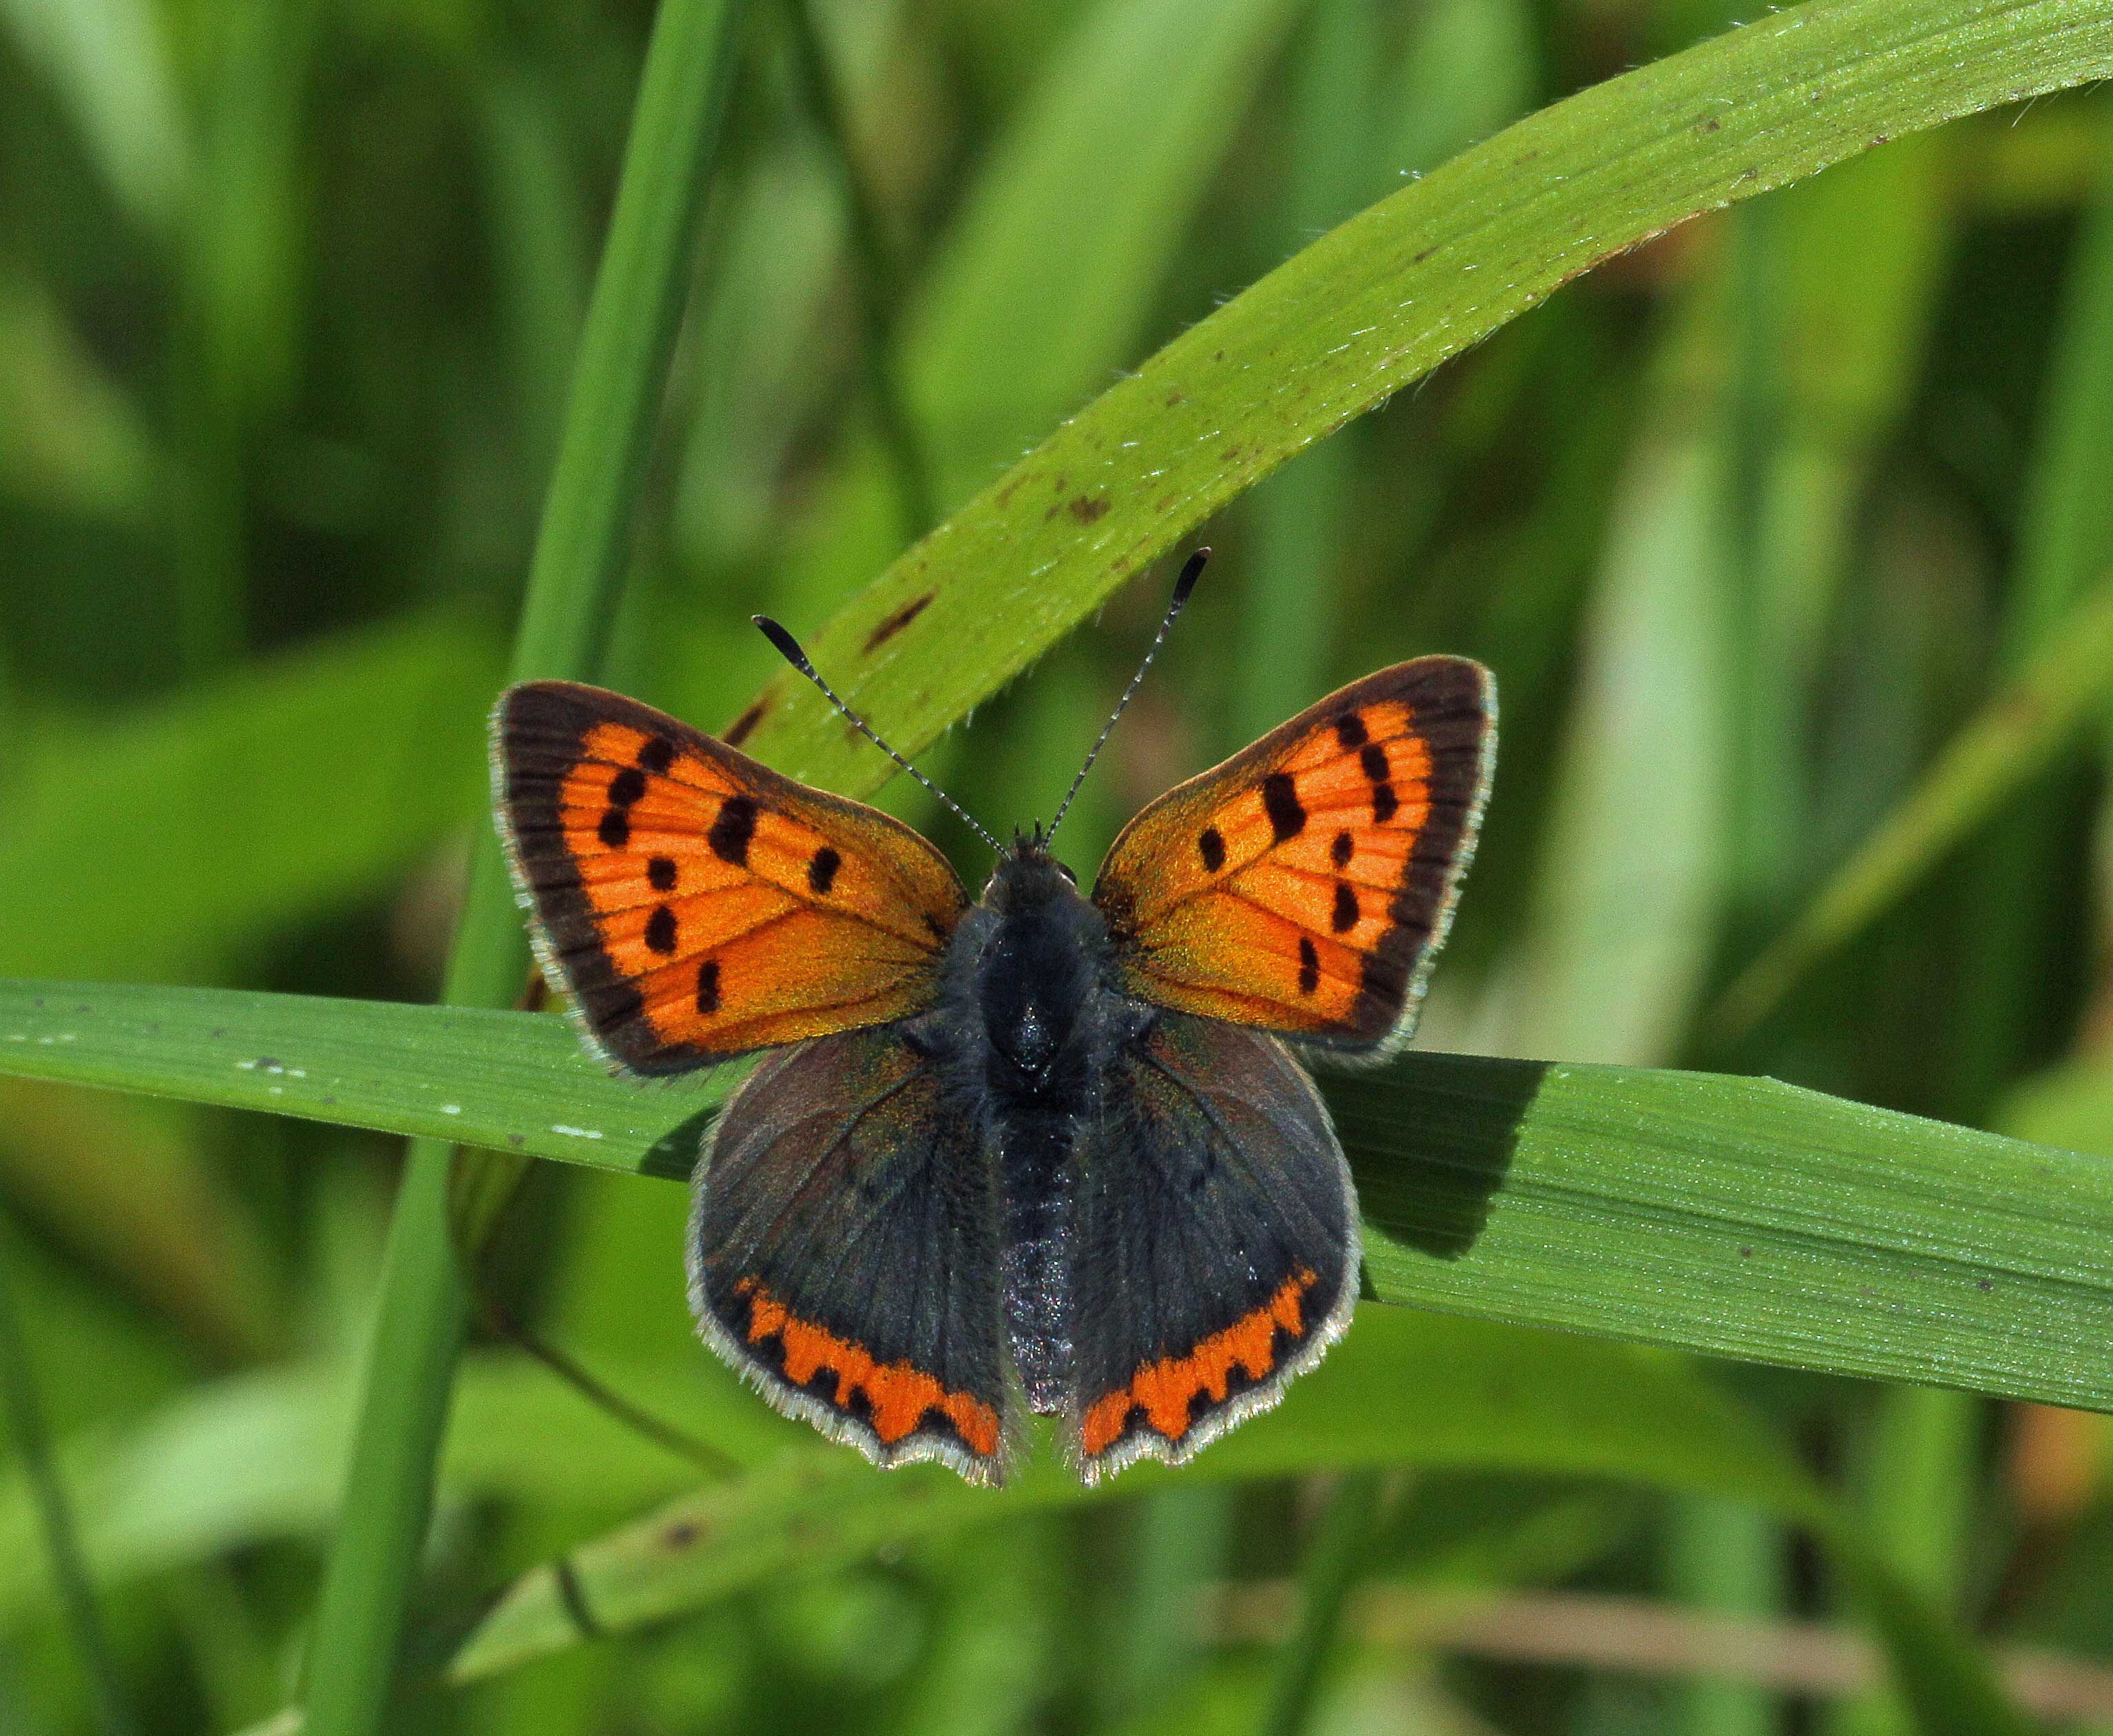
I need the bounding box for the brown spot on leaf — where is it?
[864,592,935,653]
[1697,114,1722,133]
[1068,496,1110,524]
[1164,389,1185,407]
[724,699,768,746]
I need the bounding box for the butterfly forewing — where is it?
[1070,1012,1358,1479]
[493,681,968,1073]
[1092,657,1494,1056]
[691,1025,1010,1482]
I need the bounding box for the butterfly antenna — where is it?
[752,615,1003,853]
[1045,547,1209,844]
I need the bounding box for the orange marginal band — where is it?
[1081,1269,1318,1456]
[735,1278,1000,1457]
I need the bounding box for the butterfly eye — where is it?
[1056,862,1078,886]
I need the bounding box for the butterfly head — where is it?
[983,821,1079,904]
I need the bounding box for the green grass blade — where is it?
[1669,1498,1785,1736]
[300,3,746,1730]
[5,979,2112,1417]
[1825,1385,1982,1736]
[1713,568,2113,1037]
[732,0,2113,799]
[0,985,716,1175]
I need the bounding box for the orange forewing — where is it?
[493,682,967,1074]
[1092,658,1494,1054]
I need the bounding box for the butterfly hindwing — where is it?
[493,681,968,1074]
[1092,657,1495,1057]
[1068,1010,1358,1479]
[690,1024,1010,1482]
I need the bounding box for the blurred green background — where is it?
[6,0,2113,1731]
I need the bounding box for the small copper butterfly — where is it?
[491,553,1496,1484]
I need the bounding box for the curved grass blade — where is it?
[5,979,2112,1418]
[730,0,2113,796]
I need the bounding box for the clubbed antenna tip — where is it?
[750,613,1001,853]
[1170,545,1210,610]
[751,615,813,676]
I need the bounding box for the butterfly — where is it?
[490,551,1496,1485]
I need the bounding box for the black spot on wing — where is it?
[1334,713,1369,750]
[1331,884,1358,933]
[1262,773,1306,844]
[1297,936,1320,996]
[708,796,758,866]
[645,906,677,954]
[808,846,841,895]
[1330,830,1353,869]
[695,960,721,1014]
[648,857,677,892]
[599,762,649,850]
[637,737,675,774]
[1198,827,1225,872]
[1358,741,1399,825]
